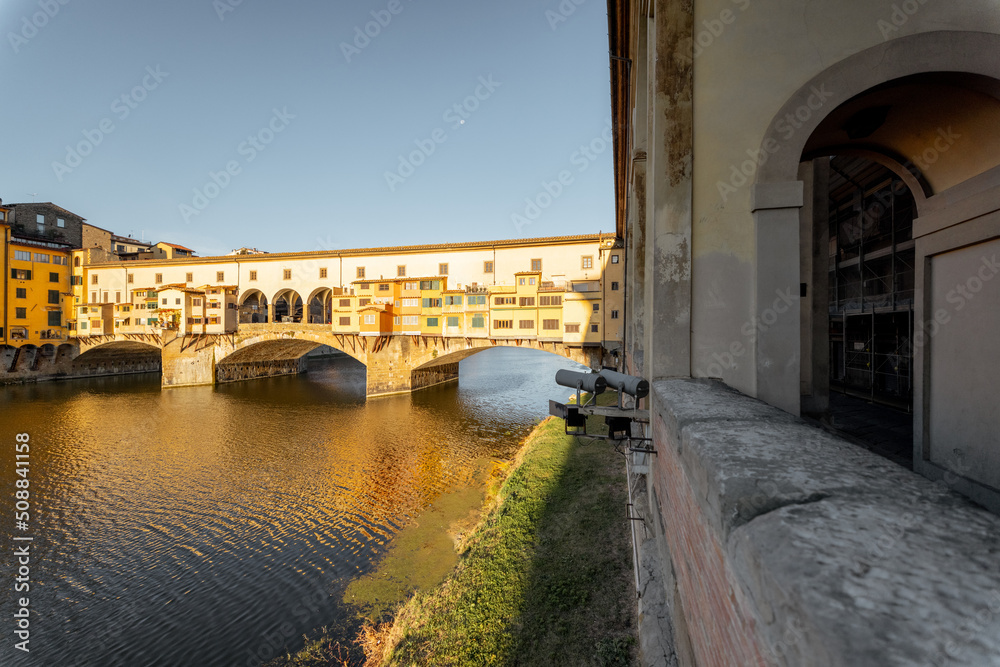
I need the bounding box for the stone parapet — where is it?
[647,378,1000,667]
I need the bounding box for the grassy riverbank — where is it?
[271,399,637,666]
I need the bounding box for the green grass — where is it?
[379,397,637,666]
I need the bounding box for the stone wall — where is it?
[642,379,1000,666]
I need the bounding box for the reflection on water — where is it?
[0,348,586,666]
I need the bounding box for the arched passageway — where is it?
[767,57,1000,504]
[273,290,303,323]
[239,290,269,323]
[306,288,333,324]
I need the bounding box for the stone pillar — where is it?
[644,0,693,381]
[267,302,274,323]
[751,181,803,415]
[161,331,216,387]
[626,19,649,378]
[799,160,830,418]
[628,157,647,376]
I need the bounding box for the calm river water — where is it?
[0,348,587,666]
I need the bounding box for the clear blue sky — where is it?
[0,0,615,256]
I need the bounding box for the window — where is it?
[419,280,441,290]
[12,269,31,280]
[402,298,419,307]
[471,315,485,328]
[421,298,441,308]
[484,261,494,274]
[186,272,194,282]
[493,320,513,329]
[519,277,525,286]
[209,317,220,325]
[319,268,327,279]
[49,272,58,283]
[593,304,600,312]
[404,281,419,290]
[565,324,580,333]
[611,281,620,291]
[539,296,562,306]
[91,274,98,284]
[468,295,487,306]
[48,290,60,304]
[529,277,536,286]
[80,322,88,330]
[155,273,163,284]
[444,295,463,305]
[193,298,202,306]
[447,316,459,327]
[591,324,599,333]
[543,319,559,330]
[397,265,406,277]
[52,255,67,266]
[162,298,167,305]
[582,256,593,269]
[359,298,371,307]
[117,245,125,253]
[14,250,30,261]
[74,257,81,267]
[531,259,542,272]
[48,311,61,326]
[15,288,26,298]
[439,263,448,275]
[128,273,134,284]
[339,298,351,307]
[494,296,515,306]
[70,276,82,286]
[364,314,376,325]
[519,320,535,329]
[57,217,65,228]
[36,214,44,230]
[611,254,620,264]
[175,298,181,305]
[426,317,439,327]
[339,317,351,326]
[93,292,99,303]
[249,271,258,281]
[358,282,370,290]
[611,310,620,319]
[357,267,366,279]
[103,291,108,303]
[402,315,419,325]
[519,297,535,307]
[15,308,26,319]
[217,272,225,282]
[378,283,390,291]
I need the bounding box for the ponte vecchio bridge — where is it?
[69,234,624,396]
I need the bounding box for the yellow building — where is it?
[5,231,72,346]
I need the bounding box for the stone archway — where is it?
[272,289,303,323]
[239,289,269,323]
[752,31,1000,508]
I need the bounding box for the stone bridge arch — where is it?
[72,337,163,376]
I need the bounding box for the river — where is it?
[0,347,587,666]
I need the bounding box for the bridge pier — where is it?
[161,332,216,388]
